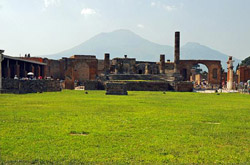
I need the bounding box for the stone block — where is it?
[106,83,128,95]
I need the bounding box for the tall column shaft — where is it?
[24,63,27,77]
[14,61,20,77]
[104,53,110,74]
[15,65,20,77]
[174,31,180,73]
[31,64,35,73]
[7,59,11,78]
[174,32,180,63]
[38,66,41,77]
[227,56,234,90]
[160,54,165,74]
[145,64,149,75]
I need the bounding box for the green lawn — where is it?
[0,90,249,164]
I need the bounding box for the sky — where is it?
[0,0,249,60]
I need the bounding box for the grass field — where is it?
[0,90,249,164]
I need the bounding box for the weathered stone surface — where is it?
[125,81,172,91]
[1,79,61,94]
[109,74,163,81]
[178,60,222,85]
[106,83,128,95]
[82,80,105,90]
[174,81,193,92]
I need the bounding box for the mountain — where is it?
[46,29,241,70]
[47,29,173,61]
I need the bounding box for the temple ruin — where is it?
[1,32,225,93]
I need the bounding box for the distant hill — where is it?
[45,29,241,70]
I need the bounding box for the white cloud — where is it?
[44,0,60,8]
[151,1,182,12]
[163,5,176,12]
[81,8,96,16]
[137,24,145,29]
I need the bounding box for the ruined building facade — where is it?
[1,32,223,90]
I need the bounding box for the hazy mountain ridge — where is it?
[46,29,241,69]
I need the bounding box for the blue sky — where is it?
[0,0,249,60]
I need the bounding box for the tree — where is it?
[240,56,250,66]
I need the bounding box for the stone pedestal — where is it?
[106,83,128,95]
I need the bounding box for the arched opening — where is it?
[138,70,143,74]
[190,63,208,89]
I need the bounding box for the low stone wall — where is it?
[174,81,193,92]
[82,81,105,90]
[109,74,163,81]
[105,81,193,92]
[106,83,128,95]
[126,81,172,91]
[106,81,172,91]
[1,79,61,94]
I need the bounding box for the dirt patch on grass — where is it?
[202,121,221,125]
[70,131,89,136]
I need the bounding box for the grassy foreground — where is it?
[0,90,249,164]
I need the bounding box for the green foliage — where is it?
[240,56,250,66]
[0,91,249,164]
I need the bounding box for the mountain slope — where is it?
[46,29,241,69]
[47,29,173,61]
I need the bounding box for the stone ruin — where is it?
[0,31,224,94]
[106,82,128,95]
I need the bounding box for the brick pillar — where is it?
[160,54,165,74]
[104,53,110,74]
[174,31,180,73]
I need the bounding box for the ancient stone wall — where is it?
[61,56,98,87]
[2,79,61,94]
[97,60,105,75]
[237,66,250,83]
[108,74,164,81]
[46,59,61,79]
[106,83,128,95]
[179,60,222,85]
[82,80,105,90]
[124,81,172,91]
[174,81,193,92]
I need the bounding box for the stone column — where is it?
[174,31,180,73]
[227,56,234,90]
[24,63,27,77]
[37,65,41,77]
[31,64,35,73]
[6,59,11,78]
[160,54,165,74]
[14,61,20,77]
[0,50,4,90]
[145,64,149,75]
[104,53,110,74]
